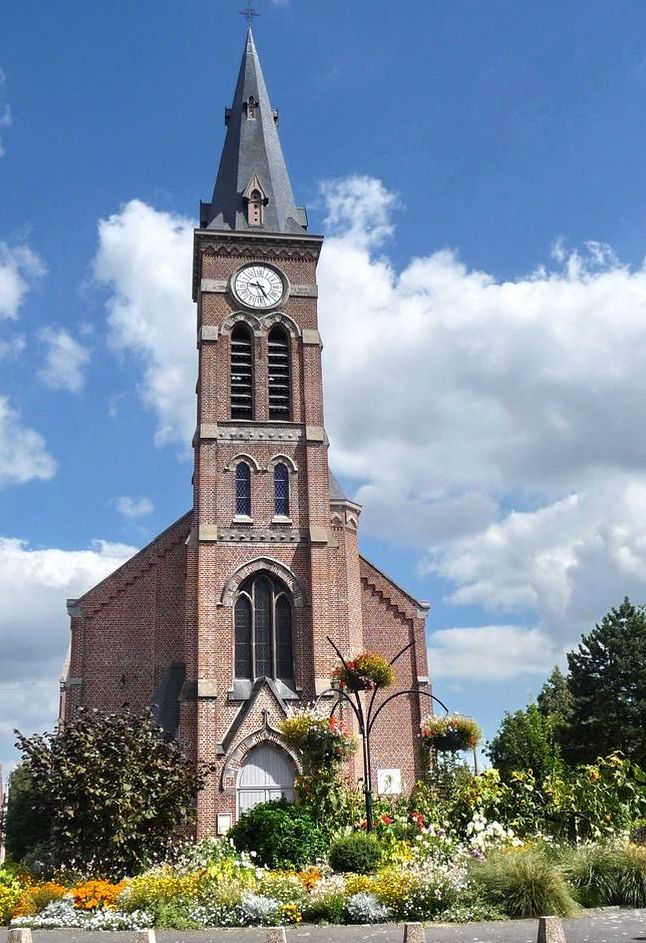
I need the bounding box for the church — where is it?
[61,28,432,835]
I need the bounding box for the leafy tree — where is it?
[4,764,52,861]
[537,666,573,726]
[15,707,211,877]
[486,703,563,783]
[565,598,646,766]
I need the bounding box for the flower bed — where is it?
[421,713,482,752]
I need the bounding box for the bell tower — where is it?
[62,27,431,834]
[183,28,357,832]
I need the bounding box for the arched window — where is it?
[274,462,289,517]
[268,326,290,420]
[234,572,294,681]
[235,462,251,517]
[248,188,263,226]
[231,323,253,419]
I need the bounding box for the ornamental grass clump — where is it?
[332,653,395,692]
[421,713,481,752]
[560,842,646,908]
[469,847,578,918]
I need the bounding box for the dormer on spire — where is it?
[242,174,268,227]
[201,29,308,234]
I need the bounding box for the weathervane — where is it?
[240,1,260,26]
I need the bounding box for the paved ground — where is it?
[1,909,644,942]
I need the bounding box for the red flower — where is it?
[381,815,393,825]
[411,811,425,828]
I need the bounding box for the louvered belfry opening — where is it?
[231,323,253,419]
[268,326,290,420]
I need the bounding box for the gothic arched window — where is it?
[235,462,252,517]
[231,323,253,419]
[268,326,290,420]
[234,572,294,681]
[274,462,289,517]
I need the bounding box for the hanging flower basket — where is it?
[332,652,395,692]
[279,709,356,767]
[420,713,481,752]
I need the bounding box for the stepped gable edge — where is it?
[359,555,430,624]
[77,511,193,617]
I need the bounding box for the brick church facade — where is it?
[61,29,431,835]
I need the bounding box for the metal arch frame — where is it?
[315,636,450,832]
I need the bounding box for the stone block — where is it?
[265,929,287,943]
[403,923,425,943]
[133,932,156,943]
[8,931,33,943]
[537,915,567,943]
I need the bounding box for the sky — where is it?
[2,0,646,774]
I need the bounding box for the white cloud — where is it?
[94,200,195,446]
[0,537,136,771]
[37,326,91,393]
[0,397,56,486]
[90,181,646,681]
[0,243,45,319]
[429,625,556,681]
[116,495,154,519]
[0,335,25,359]
[316,176,646,677]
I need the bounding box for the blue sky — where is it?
[3,0,646,773]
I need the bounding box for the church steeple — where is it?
[202,29,307,234]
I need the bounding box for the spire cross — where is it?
[240,1,260,26]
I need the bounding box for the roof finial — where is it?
[240,1,260,27]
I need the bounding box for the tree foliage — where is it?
[565,598,646,766]
[486,703,563,783]
[15,707,210,877]
[4,764,52,862]
[537,666,573,727]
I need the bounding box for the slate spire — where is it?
[203,29,307,234]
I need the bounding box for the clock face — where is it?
[233,264,285,309]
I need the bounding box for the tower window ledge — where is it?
[272,515,293,525]
[232,515,254,525]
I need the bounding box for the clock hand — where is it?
[251,280,269,298]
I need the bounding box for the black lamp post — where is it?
[315,636,450,832]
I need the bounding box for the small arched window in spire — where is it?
[246,95,257,119]
[235,462,252,517]
[274,463,289,517]
[268,326,290,420]
[231,323,253,419]
[248,189,263,226]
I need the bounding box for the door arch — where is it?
[237,743,296,815]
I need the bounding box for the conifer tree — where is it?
[565,597,646,765]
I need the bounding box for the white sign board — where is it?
[377,768,402,795]
[217,813,232,835]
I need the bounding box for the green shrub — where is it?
[561,843,646,907]
[329,832,382,874]
[302,890,346,924]
[229,799,327,870]
[470,847,578,918]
